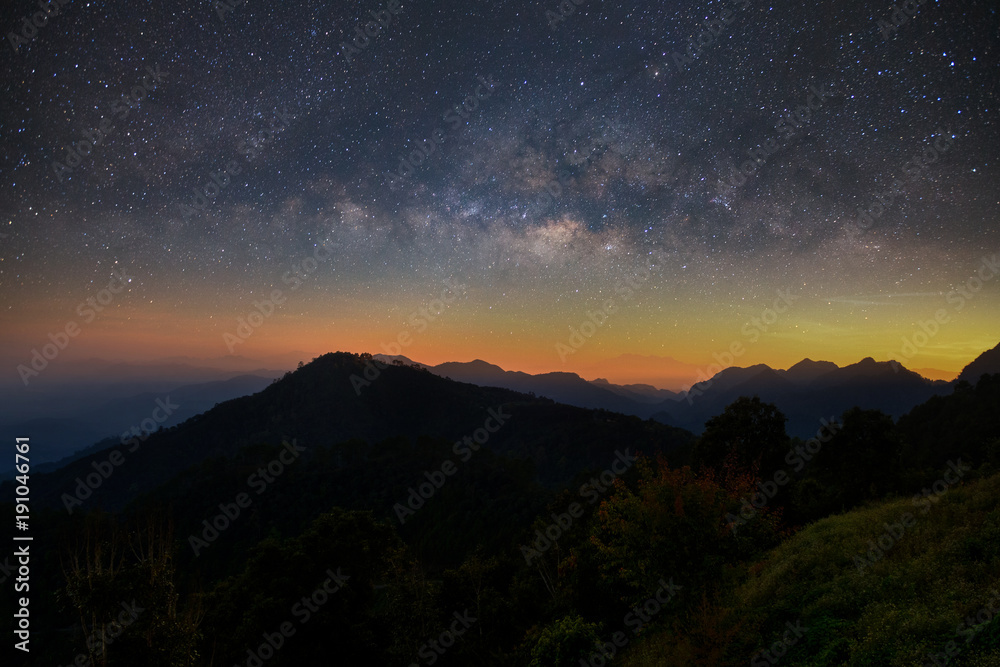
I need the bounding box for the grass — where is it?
[619,472,1000,666]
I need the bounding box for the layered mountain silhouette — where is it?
[0,373,279,476]
[26,352,693,513]
[0,373,280,476]
[10,347,1000,667]
[23,343,992,491]
[411,357,663,415]
[652,357,953,437]
[375,349,980,438]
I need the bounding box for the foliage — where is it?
[528,615,602,667]
[59,512,201,666]
[589,455,783,604]
[10,365,1000,666]
[694,396,791,474]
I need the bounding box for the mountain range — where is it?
[377,342,1000,438]
[0,371,281,475]
[7,346,1000,667]
[6,342,997,479]
[24,352,694,513]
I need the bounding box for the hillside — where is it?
[21,352,695,513]
[0,373,278,476]
[621,470,1000,666]
[958,342,1000,385]
[6,357,999,667]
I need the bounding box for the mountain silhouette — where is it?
[377,348,990,439]
[26,352,693,513]
[957,341,1000,384]
[590,378,679,403]
[782,358,840,384]
[424,358,650,415]
[652,355,954,436]
[0,373,278,476]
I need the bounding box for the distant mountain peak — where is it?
[847,356,891,370]
[433,359,509,375]
[782,358,840,385]
[834,356,930,384]
[372,353,421,366]
[786,358,839,370]
[715,363,773,379]
[468,359,507,370]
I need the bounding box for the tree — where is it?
[528,615,602,667]
[695,396,790,474]
[805,407,902,517]
[60,512,201,666]
[589,456,782,603]
[201,507,410,666]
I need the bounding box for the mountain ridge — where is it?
[24,352,695,512]
[957,341,1000,384]
[375,346,992,438]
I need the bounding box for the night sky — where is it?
[2,0,998,387]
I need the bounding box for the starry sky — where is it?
[1,0,998,388]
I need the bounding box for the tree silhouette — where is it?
[59,512,201,666]
[805,407,902,517]
[695,396,790,474]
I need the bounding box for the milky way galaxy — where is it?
[2,0,998,384]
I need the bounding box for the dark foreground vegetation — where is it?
[4,353,1000,666]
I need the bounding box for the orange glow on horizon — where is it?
[1,293,991,391]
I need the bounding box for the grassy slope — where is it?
[622,471,1000,666]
